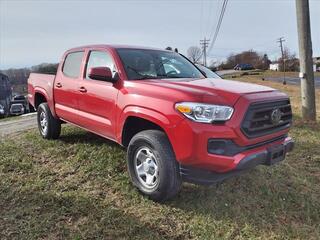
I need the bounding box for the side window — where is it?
[86,51,116,80]
[62,51,84,78]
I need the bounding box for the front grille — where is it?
[241,99,292,138]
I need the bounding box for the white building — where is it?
[269,57,319,72]
[269,63,279,71]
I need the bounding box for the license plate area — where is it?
[266,144,285,165]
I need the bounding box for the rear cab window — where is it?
[62,51,84,78]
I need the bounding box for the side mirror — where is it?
[88,67,115,82]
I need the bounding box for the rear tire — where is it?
[37,103,61,139]
[127,130,182,202]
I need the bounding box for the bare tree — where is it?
[278,47,299,71]
[217,50,272,70]
[187,46,202,64]
[209,59,218,68]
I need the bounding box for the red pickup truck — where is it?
[28,45,294,201]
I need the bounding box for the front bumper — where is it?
[180,137,294,185]
[10,112,23,115]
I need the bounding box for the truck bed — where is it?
[28,73,56,111]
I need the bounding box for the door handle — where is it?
[79,86,87,93]
[56,82,62,88]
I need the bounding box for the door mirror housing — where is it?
[88,67,115,82]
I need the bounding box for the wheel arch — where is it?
[118,106,174,148]
[33,87,57,118]
[34,90,48,110]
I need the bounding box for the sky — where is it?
[0,0,319,69]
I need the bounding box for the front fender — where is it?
[117,105,182,145]
[117,105,171,138]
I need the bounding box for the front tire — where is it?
[127,130,182,202]
[37,103,61,139]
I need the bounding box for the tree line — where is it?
[187,46,299,71]
[0,63,59,87]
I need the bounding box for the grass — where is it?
[223,70,320,80]
[1,77,320,239]
[0,115,21,122]
[260,70,320,78]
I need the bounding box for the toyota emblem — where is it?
[271,108,282,125]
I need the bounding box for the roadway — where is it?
[0,113,37,137]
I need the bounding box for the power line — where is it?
[198,0,223,61]
[205,0,219,38]
[200,38,210,67]
[277,37,286,84]
[207,0,228,54]
[208,0,228,52]
[277,37,285,60]
[206,0,223,38]
[200,0,204,39]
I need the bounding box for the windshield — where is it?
[116,48,204,80]
[196,64,221,79]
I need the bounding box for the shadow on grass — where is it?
[58,128,120,148]
[0,184,169,240]
[2,128,187,239]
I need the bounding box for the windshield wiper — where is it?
[137,75,159,80]
[156,74,181,79]
[126,65,158,80]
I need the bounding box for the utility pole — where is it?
[277,37,286,85]
[200,38,210,67]
[296,0,316,121]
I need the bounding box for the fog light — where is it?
[208,139,242,156]
[208,140,227,155]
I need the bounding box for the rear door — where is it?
[77,49,119,139]
[54,51,84,123]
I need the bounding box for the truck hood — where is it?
[135,78,276,105]
[170,78,274,93]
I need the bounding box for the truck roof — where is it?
[67,44,169,52]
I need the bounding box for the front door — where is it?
[77,49,119,139]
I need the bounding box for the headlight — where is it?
[175,102,233,123]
